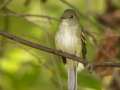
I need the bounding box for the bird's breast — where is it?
[55,24,80,53]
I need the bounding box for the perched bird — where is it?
[55,9,86,90]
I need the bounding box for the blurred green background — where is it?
[0,0,120,90]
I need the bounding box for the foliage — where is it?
[0,0,120,90]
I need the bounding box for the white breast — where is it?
[55,22,81,54]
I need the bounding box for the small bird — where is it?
[55,9,86,90]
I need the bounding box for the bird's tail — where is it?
[67,60,77,90]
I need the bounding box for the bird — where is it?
[55,9,86,90]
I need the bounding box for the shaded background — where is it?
[0,0,120,90]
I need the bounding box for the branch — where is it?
[0,31,84,64]
[0,31,120,68]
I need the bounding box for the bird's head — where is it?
[60,9,79,25]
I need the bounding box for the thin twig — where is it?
[93,62,120,68]
[0,13,59,21]
[59,0,77,10]
[3,8,52,26]
[1,8,59,22]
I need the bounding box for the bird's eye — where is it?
[69,15,73,18]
